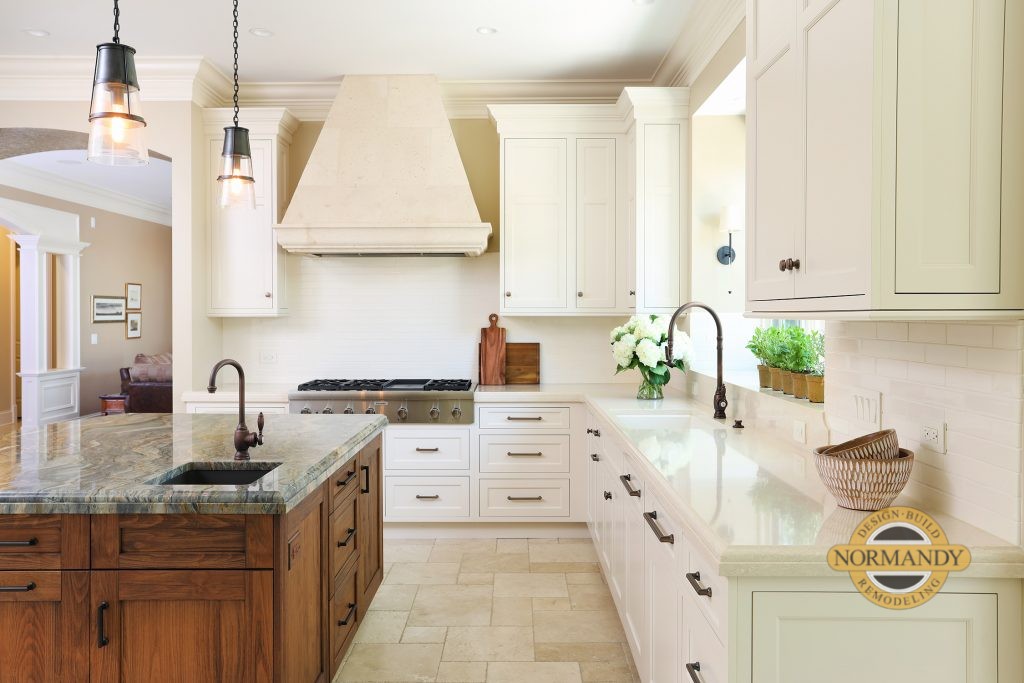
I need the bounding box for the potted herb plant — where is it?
[780,327,809,395]
[791,330,816,399]
[805,330,825,403]
[765,327,787,391]
[611,314,692,400]
[746,327,773,389]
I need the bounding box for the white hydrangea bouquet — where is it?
[610,314,693,399]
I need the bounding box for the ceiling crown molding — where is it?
[652,0,745,87]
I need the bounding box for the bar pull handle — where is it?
[686,571,712,598]
[0,538,38,547]
[336,470,357,487]
[415,447,440,453]
[603,491,612,500]
[506,452,543,457]
[416,494,440,500]
[643,511,674,544]
[507,496,543,501]
[338,602,357,627]
[619,474,641,497]
[506,416,543,422]
[97,601,110,648]
[337,527,356,548]
[360,465,370,494]
[685,662,703,682]
[0,581,36,593]
[590,453,600,462]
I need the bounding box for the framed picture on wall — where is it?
[92,296,126,323]
[126,312,142,339]
[125,283,142,311]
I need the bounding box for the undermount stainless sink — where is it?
[151,462,281,486]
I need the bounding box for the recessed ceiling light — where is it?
[23,29,50,38]
[249,27,274,38]
[475,26,498,35]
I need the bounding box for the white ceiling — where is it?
[4,0,696,82]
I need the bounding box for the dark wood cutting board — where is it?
[479,313,506,385]
[506,343,540,384]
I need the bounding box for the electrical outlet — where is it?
[259,350,278,365]
[922,424,947,453]
[792,420,806,444]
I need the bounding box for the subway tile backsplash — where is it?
[826,321,1024,543]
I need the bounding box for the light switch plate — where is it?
[259,350,278,365]
[849,387,882,432]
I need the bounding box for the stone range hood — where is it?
[275,75,492,256]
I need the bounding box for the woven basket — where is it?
[814,447,914,511]
[820,429,900,460]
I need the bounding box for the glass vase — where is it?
[636,374,664,400]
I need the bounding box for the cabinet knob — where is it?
[577,291,583,298]
[779,259,788,272]
[791,258,800,271]
[505,291,511,297]
[629,290,635,296]
[264,291,272,298]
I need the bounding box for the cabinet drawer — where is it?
[479,479,570,517]
[478,406,571,430]
[330,494,358,586]
[0,515,88,570]
[0,570,61,601]
[385,477,470,518]
[330,459,361,510]
[385,428,470,470]
[685,544,728,640]
[682,594,727,683]
[330,563,360,668]
[479,434,570,473]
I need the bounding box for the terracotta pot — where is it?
[769,367,784,391]
[792,373,809,399]
[806,374,825,403]
[756,365,771,389]
[781,371,795,395]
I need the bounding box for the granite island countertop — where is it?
[0,413,387,514]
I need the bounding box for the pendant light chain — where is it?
[112,0,121,43]
[232,0,240,127]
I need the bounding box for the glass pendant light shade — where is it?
[88,42,148,166]
[218,126,256,210]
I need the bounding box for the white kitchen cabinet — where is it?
[204,108,296,317]
[491,88,689,316]
[746,0,1024,317]
[644,493,682,683]
[620,459,648,681]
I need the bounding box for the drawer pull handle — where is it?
[590,453,600,462]
[643,511,674,544]
[336,470,357,487]
[603,491,612,500]
[0,538,38,547]
[685,661,702,682]
[337,527,356,548]
[686,571,712,598]
[415,447,440,453]
[506,416,543,422]
[97,601,110,648]
[619,474,641,497]
[416,494,440,500]
[507,495,543,501]
[360,465,370,494]
[0,581,36,593]
[338,602,357,627]
[506,451,543,457]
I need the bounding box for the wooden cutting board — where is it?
[479,313,506,385]
[506,343,540,384]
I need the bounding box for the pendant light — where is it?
[88,0,148,166]
[217,0,256,210]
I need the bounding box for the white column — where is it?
[10,235,48,375]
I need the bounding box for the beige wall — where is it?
[0,229,12,422]
[0,185,172,415]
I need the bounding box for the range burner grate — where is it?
[295,378,473,392]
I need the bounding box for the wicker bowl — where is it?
[820,429,900,460]
[814,447,914,511]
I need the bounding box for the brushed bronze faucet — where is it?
[665,302,728,420]
[207,359,264,460]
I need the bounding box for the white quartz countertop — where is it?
[480,383,1024,578]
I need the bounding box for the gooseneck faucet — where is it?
[665,302,728,420]
[208,359,264,461]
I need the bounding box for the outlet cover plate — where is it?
[922,424,947,454]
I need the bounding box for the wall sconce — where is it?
[716,205,744,265]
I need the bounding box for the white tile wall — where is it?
[826,321,1024,543]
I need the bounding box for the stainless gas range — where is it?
[288,379,474,425]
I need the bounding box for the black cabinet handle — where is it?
[337,602,357,627]
[0,537,37,547]
[619,474,641,497]
[590,453,600,462]
[686,571,712,598]
[336,470,357,487]
[337,527,356,548]
[506,416,543,422]
[360,465,370,494]
[415,494,440,500]
[586,428,594,434]
[415,447,440,453]
[603,491,612,500]
[685,661,702,682]
[0,581,35,593]
[643,511,674,544]
[506,495,543,501]
[97,601,110,648]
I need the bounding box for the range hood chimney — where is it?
[276,75,492,256]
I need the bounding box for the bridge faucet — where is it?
[665,302,728,420]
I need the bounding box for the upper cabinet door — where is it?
[576,138,618,310]
[751,0,796,72]
[795,0,872,299]
[636,123,685,312]
[502,138,569,310]
[893,0,1005,294]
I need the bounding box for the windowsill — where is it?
[688,364,825,413]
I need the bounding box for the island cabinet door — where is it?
[357,439,384,606]
[0,570,90,682]
[89,569,274,683]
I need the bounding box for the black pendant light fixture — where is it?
[217,0,256,210]
[88,0,148,165]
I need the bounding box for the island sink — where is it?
[152,462,282,486]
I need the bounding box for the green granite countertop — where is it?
[0,413,387,514]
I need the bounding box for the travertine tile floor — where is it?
[334,538,640,683]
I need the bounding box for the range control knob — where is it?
[451,406,463,420]
[300,406,312,415]
[322,406,334,415]
[397,406,409,421]
[429,406,440,420]
[365,407,377,415]
[343,405,355,415]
